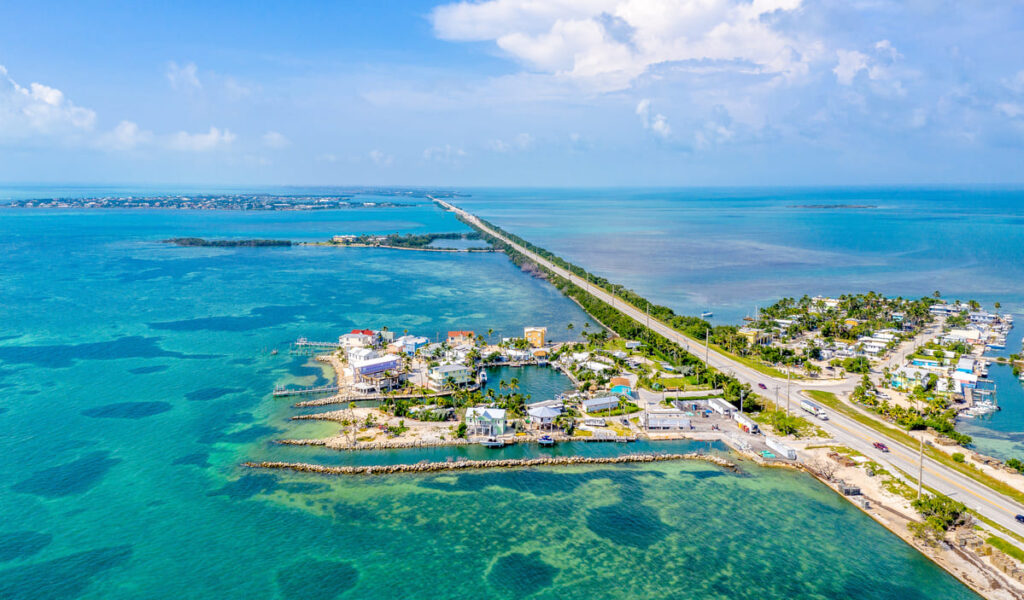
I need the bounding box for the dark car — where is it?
[873,442,890,452]
[758,383,768,390]
[1015,515,1024,524]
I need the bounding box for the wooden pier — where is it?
[289,337,342,354]
[273,384,340,397]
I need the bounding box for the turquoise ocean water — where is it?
[0,192,988,599]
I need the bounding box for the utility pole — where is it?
[704,328,710,366]
[740,388,747,414]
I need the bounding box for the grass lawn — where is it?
[588,402,641,417]
[988,535,1024,562]
[709,343,800,380]
[807,390,1024,506]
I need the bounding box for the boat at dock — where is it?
[479,437,507,448]
[962,400,1000,418]
[538,435,556,447]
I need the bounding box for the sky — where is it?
[1,0,1024,187]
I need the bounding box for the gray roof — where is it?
[528,406,562,418]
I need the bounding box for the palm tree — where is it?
[509,377,520,394]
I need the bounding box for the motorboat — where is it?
[538,435,556,447]
[479,437,506,448]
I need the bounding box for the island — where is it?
[1,189,463,210]
[162,238,292,247]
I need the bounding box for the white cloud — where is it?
[0,64,96,141]
[432,0,816,92]
[167,126,235,151]
[833,41,910,97]
[262,131,291,149]
[423,144,467,163]
[368,149,394,166]
[166,61,201,92]
[833,49,869,85]
[997,102,1024,119]
[486,132,533,152]
[636,98,671,139]
[97,121,153,151]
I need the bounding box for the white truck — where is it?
[800,398,828,420]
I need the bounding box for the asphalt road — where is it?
[440,199,1024,534]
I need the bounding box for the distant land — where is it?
[788,204,879,209]
[2,194,434,210]
[162,238,292,247]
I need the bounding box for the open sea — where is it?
[0,187,1006,599]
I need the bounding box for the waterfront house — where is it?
[428,363,474,389]
[524,326,547,348]
[351,354,402,391]
[527,406,561,428]
[339,330,377,348]
[956,357,976,374]
[465,407,506,436]
[584,361,610,373]
[570,351,590,363]
[347,347,378,362]
[447,330,475,345]
[506,348,533,361]
[582,396,620,414]
[392,335,429,355]
[946,328,983,344]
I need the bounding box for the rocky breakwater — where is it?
[243,452,737,476]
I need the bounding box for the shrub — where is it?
[952,453,965,463]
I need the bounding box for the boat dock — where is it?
[272,384,340,397]
[289,337,342,354]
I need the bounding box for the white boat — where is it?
[700,311,714,318]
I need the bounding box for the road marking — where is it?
[826,415,1014,517]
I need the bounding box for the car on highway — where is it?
[758,383,767,390]
[1016,515,1024,525]
[873,442,890,452]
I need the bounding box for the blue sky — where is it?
[1,0,1023,187]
